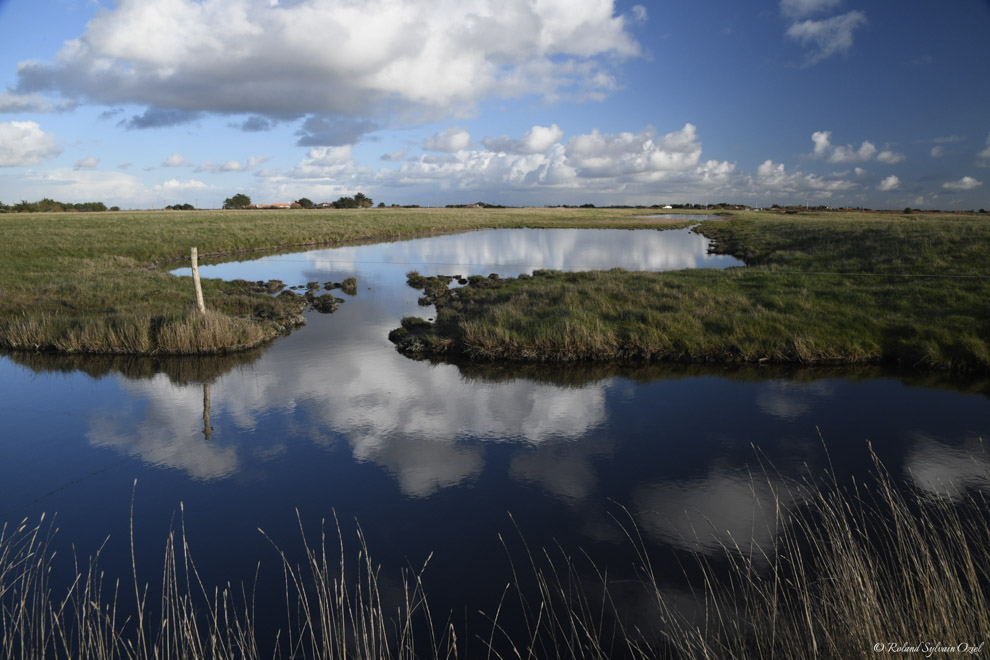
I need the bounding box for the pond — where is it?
[1,226,988,654]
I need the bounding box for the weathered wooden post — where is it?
[190,247,206,315]
[203,382,212,440]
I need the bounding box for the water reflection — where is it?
[176,227,744,282]
[2,227,989,648]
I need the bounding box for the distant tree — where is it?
[331,193,373,209]
[296,197,314,209]
[110,206,121,212]
[378,202,385,208]
[223,193,252,209]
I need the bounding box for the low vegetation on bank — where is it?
[393,212,990,371]
[0,207,686,355]
[2,453,987,658]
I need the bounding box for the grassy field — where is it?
[394,211,990,371]
[0,207,689,354]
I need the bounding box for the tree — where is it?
[353,192,372,208]
[296,197,314,209]
[223,193,252,209]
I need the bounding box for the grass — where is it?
[0,207,691,355]
[2,450,987,658]
[392,211,990,371]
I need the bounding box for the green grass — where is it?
[0,207,691,355]
[394,211,990,371]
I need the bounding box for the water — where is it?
[2,227,988,653]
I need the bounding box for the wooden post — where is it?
[190,247,206,315]
[203,383,212,440]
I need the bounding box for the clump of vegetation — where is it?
[222,193,252,209]
[310,294,343,313]
[340,277,358,296]
[391,213,990,371]
[0,198,108,213]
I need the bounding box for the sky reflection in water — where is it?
[1,228,988,643]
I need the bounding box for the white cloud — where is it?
[810,131,884,164]
[876,149,905,164]
[877,175,900,191]
[74,156,100,170]
[978,132,990,164]
[779,0,843,19]
[0,92,75,113]
[755,159,858,197]
[196,155,270,172]
[0,121,62,167]
[483,124,565,154]
[786,10,867,64]
[566,124,703,177]
[380,148,409,162]
[163,152,187,167]
[156,178,209,190]
[424,127,471,152]
[15,0,641,123]
[942,176,982,191]
[13,168,147,203]
[931,146,944,158]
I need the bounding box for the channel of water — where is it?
[1,226,987,653]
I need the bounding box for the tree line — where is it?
[0,198,117,213]
[223,193,376,209]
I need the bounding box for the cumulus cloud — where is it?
[978,132,990,164]
[942,176,982,191]
[566,124,703,178]
[380,148,409,162]
[0,92,75,113]
[483,124,565,154]
[196,155,270,172]
[779,0,843,18]
[0,121,62,166]
[811,131,886,164]
[424,127,471,152]
[877,175,900,191]
[755,159,858,197]
[118,108,203,130]
[74,156,100,170]
[163,152,187,167]
[786,10,867,64]
[338,123,735,204]
[155,178,209,190]
[876,149,905,164]
[295,115,379,147]
[15,0,642,124]
[13,168,147,203]
[236,115,276,132]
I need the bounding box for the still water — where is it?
[1,227,988,651]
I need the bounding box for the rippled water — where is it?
[2,227,987,652]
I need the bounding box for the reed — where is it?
[2,449,987,658]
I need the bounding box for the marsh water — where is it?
[2,226,988,651]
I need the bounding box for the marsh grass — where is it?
[396,213,990,371]
[3,450,988,659]
[0,207,679,355]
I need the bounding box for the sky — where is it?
[0,0,988,210]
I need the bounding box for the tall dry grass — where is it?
[2,451,988,659]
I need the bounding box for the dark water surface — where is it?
[2,228,988,652]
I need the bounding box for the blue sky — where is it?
[1,0,988,209]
